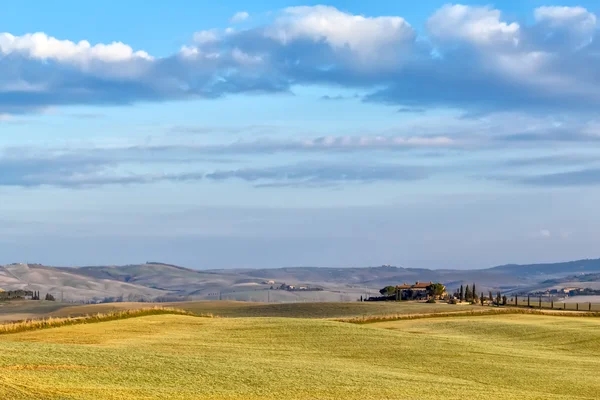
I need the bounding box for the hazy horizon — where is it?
[1,1,599,269]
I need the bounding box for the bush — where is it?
[426,299,437,303]
[447,298,458,304]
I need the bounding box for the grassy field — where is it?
[17,300,481,319]
[508,299,600,311]
[4,299,600,321]
[0,311,599,399]
[0,301,69,322]
[165,300,482,318]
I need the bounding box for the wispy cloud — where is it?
[68,113,106,119]
[206,162,430,187]
[230,11,250,24]
[0,150,209,188]
[538,229,552,238]
[167,124,280,136]
[520,168,600,187]
[0,147,433,188]
[501,154,600,168]
[397,107,426,114]
[320,94,359,101]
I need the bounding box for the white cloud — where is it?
[534,6,597,48]
[0,5,599,115]
[192,30,220,45]
[231,48,262,65]
[264,5,415,63]
[301,136,454,148]
[427,5,520,47]
[539,229,552,238]
[560,231,573,239]
[534,6,596,28]
[179,45,200,58]
[230,11,250,24]
[0,32,152,64]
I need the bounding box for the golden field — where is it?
[0,302,599,399]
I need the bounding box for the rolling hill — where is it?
[1,311,599,399]
[0,263,167,302]
[0,258,599,302]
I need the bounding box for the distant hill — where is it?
[0,258,599,302]
[488,259,600,277]
[61,263,245,295]
[0,263,166,302]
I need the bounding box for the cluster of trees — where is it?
[375,282,510,306]
[452,284,507,305]
[379,286,397,296]
[454,283,480,302]
[32,292,55,301]
[378,283,446,299]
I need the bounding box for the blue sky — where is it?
[1,1,599,269]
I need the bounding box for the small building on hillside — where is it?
[396,282,434,300]
[0,290,34,300]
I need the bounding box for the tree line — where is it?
[30,291,55,301]
[452,284,507,305]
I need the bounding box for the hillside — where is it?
[61,263,241,295]
[488,259,600,277]
[1,258,600,302]
[0,263,167,302]
[1,312,599,399]
[541,273,600,285]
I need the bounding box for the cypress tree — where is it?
[460,285,464,302]
[480,292,484,306]
[472,283,477,300]
[489,291,493,302]
[465,285,471,301]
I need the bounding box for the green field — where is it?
[1,308,599,399]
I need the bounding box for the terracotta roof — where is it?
[412,281,433,289]
[395,281,434,290]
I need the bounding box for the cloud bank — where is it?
[0,4,598,114]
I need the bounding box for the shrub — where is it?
[426,299,437,303]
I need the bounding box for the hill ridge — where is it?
[2,258,600,302]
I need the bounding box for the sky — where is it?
[1,1,599,269]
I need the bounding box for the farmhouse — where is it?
[396,282,434,300]
[0,289,34,300]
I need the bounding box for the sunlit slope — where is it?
[1,313,599,399]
